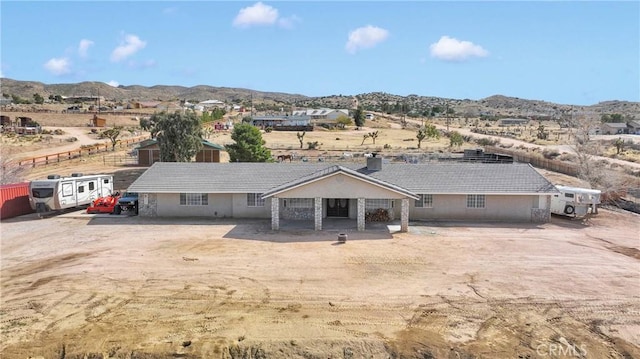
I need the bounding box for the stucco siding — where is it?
[156,193,233,217]
[231,194,272,218]
[409,195,538,221]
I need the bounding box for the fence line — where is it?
[102,154,138,166]
[484,145,579,176]
[10,136,149,169]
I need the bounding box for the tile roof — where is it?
[128,162,557,195]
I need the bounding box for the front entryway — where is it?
[327,198,349,217]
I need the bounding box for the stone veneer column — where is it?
[401,198,409,232]
[271,197,279,230]
[314,197,322,231]
[357,198,365,231]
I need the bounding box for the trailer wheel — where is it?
[564,205,575,215]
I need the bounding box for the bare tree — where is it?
[361,133,370,146]
[297,131,306,149]
[567,114,638,206]
[368,130,380,144]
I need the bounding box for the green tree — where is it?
[33,93,44,104]
[601,114,624,123]
[226,123,272,162]
[99,127,122,151]
[416,124,439,149]
[353,107,365,128]
[335,115,352,129]
[149,111,203,162]
[297,131,306,149]
[449,131,464,147]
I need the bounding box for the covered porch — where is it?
[262,165,418,232]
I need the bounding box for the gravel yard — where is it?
[1,207,638,358]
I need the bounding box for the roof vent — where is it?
[366,153,382,171]
[47,174,61,179]
[71,173,83,177]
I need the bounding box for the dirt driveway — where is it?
[1,209,639,358]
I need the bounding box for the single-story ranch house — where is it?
[127,157,558,232]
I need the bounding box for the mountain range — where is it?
[1,78,638,119]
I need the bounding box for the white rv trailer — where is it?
[29,173,114,213]
[550,185,601,218]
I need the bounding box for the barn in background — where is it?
[136,139,225,166]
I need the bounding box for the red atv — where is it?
[87,192,121,214]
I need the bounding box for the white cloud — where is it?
[107,80,120,87]
[78,39,94,58]
[233,2,278,28]
[44,57,71,75]
[278,15,301,29]
[110,34,147,62]
[429,36,489,61]
[345,25,389,54]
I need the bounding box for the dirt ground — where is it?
[1,207,639,358]
[3,111,639,358]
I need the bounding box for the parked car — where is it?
[114,192,138,215]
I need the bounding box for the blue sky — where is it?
[1,1,638,105]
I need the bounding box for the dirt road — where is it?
[1,209,638,358]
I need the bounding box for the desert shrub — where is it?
[66,137,78,142]
[542,149,561,159]
[384,144,391,149]
[557,153,577,162]
[475,137,500,146]
[264,127,273,133]
[307,141,319,150]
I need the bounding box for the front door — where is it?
[327,198,349,217]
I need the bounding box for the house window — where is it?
[466,194,486,208]
[415,194,433,208]
[284,198,313,208]
[247,193,265,207]
[366,199,392,209]
[180,193,208,206]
